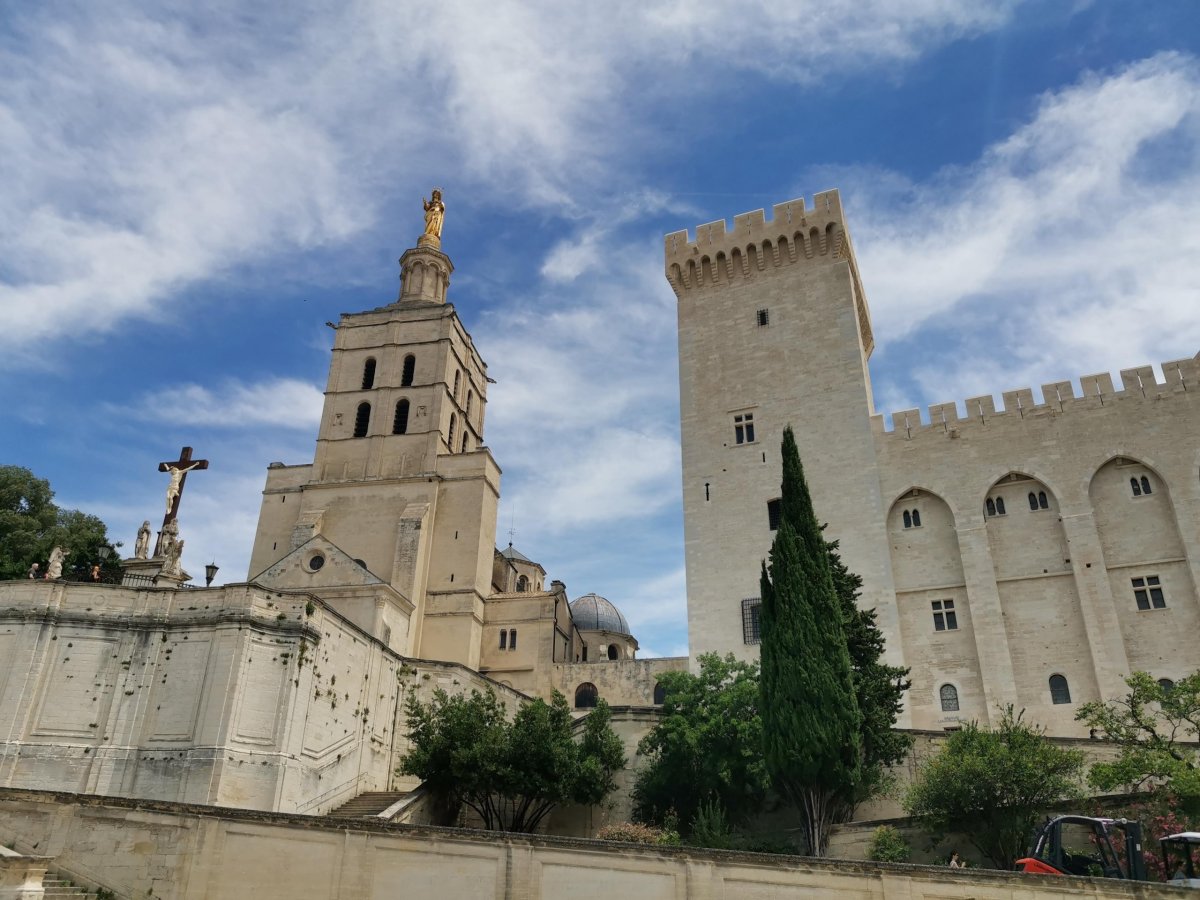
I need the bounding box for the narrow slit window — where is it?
[499,630,507,650]
[393,399,410,434]
[995,497,1006,515]
[361,358,376,390]
[903,510,912,529]
[1038,491,1048,509]
[911,509,921,527]
[509,629,517,650]
[1140,476,1152,495]
[401,355,416,387]
[448,413,457,450]
[1131,477,1142,497]
[1028,492,1038,511]
[461,433,469,453]
[466,390,473,419]
[986,498,996,517]
[353,402,371,437]
[453,370,460,399]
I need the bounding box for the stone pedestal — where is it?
[119,557,191,587]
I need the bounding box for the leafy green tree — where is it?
[760,426,861,856]
[400,688,624,833]
[827,535,912,815]
[905,707,1085,868]
[0,465,119,581]
[632,653,768,831]
[1076,670,1200,810]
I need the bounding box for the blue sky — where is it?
[3,1,1199,659]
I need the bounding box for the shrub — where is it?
[690,797,735,849]
[867,825,911,863]
[596,822,680,845]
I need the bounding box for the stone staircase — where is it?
[325,791,410,820]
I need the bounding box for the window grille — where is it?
[741,597,762,644]
[939,684,959,712]
[767,499,781,531]
[756,308,769,327]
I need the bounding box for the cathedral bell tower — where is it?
[247,191,502,668]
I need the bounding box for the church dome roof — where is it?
[570,593,631,636]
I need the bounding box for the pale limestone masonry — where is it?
[0,789,1191,900]
[669,190,1200,734]
[0,580,525,815]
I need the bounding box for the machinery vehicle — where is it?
[1162,832,1200,888]
[1015,815,1146,880]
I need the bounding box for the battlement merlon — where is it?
[879,354,1200,438]
[664,189,874,356]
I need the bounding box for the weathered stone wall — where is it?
[0,790,1191,900]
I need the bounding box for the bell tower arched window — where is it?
[393,399,410,434]
[353,402,371,437]
[1049,674,1072,705]
[361,358,376,390]
[453,370,461,399]
[448,413,457,450]
[574,683,598,709]
[401,355,416,387]
[466,390,473,419]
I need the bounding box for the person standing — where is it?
[27,562,39,579]
[949,850,965,868]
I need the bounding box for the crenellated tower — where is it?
[667,190,905,699]
[247,196,500,668]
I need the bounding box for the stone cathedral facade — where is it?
[667,189,1200,735]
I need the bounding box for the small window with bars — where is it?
[767,498,781,531]
[932,599,957,631]
[1132,575,1165,610]
[756,308,769,327]
[741,598,762,644]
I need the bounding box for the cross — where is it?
[158,446,209,528]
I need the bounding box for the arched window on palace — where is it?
[1141,476,1152,495]
[1049,674,1072,705]
[453,370,461,399]
[361,358,376,390]
[516,575,529,592]
[401,355,416,387]
[939,684,959,712]
[461,433,469,453]
[607,645,618,661]
[448,413,457,450]
[575,683,598,709]
[1158,678,1175,693]
[653,683,666,705]
[353,402,371,437]
[393,399,410,434]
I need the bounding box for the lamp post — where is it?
[205,561,219,587]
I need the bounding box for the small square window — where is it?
[756,308,769,327]
[741,598,762,644]
[734,412,756,445]
[1132,576,1166,610]
[932,599,958,631]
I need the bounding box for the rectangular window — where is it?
[509,629,517,650]
[734,412,756,445]
[741,598,761,644]
[756,308,769,327]
[499,630,507,649]
[932,599,958,631]
[767,498,781,531]
[1132,576,1166,610]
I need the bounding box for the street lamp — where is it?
[97,545,111,561]
[205,561,219,587]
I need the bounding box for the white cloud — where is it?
[845,52,1200,415]
[0,1,1021,361]
[120,378,324,429]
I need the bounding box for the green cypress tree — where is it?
[759,426,861,856]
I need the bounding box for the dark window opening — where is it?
[1131,477,1142,496]
[575,682,598,709]
[932,599,957,631]
[607,645,618,661]
[734,412,755,444]
[741,597,762,644]
[448,413,457,450]
[509,629,517,650]
[499,630,507,650]
[353,402,371,437]
[401,355,416,386]
[767,498,781,531]
[452,370,460,398]
[361,358,376,390]
[461,433,469,453]
[903,510,912,528]
[911,509,921,527]
[996,497,1006,515]
[516,575,529,592]
[1049,674,1072,705]
[1141,475,1152,495]
[1158,678,1175,693]
[1028,492,1039,511]
[393,399,410,434]
[986,498,996,517]
[756,308,769,327]
[1132,575,1166,610]
[1038,491,1048,509]
[653,683,666,705]
[940,684,959,712]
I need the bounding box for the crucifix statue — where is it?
[158,445,208,536]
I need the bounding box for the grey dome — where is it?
[570,593,631,636]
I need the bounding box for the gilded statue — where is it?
[422,189,445,241]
